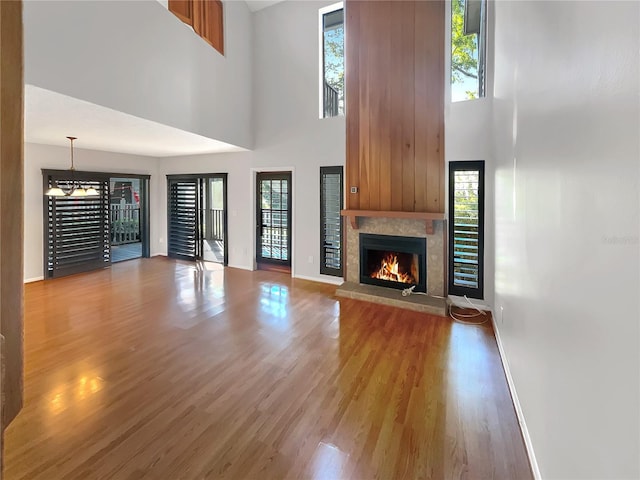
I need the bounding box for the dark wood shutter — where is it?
[171,0,224,55]
[45,177,110,278]
[168,178,201,261]
[320,166,343,276]
[168,0,193,25]
[448,161,484,299]
[193,0,224,55]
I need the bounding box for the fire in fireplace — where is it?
[369,252,418,284]
[359,233,427,293]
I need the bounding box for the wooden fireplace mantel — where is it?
[340,210,445,235]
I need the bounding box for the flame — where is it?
[370,253,418,284]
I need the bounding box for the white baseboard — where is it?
[294,274,343,286]
[448,294,492,311]
[491,312,542,480]
[153,256,253,272]
[24,276,44,284]
[227,263,254,271]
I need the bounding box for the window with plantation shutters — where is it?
[167,178,201,261]
[45,175,110,278]
[320,166,343,276]
[448,161,484,299]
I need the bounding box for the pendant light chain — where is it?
[45,136,98,197]
[68,136,77,171]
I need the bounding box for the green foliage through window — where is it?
[451,0,486,102]
[449,161,485,299]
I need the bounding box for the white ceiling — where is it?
[244,0,285,13]
[25,85,247,158]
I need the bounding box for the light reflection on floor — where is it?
[47,374,105,416]
[310,442,349,480]
[259,284,290,328]
[174,262,226,316]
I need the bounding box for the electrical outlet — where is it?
[308,256,314,264]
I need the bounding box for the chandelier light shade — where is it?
[44,183,66,196]
[69,186,87,197]
[45,136,99,197]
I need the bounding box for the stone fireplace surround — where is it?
[336,216,447,316]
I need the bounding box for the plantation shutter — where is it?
[448,161,484,299]
[320,166,343,276]
[168,178,200,261]
[45,176,110,278]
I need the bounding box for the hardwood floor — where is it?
[5,258,532,479]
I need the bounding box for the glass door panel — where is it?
[256,172,291,268]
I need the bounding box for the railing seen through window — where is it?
[320,3,344,118]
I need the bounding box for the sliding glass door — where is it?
[167,174,228,264]
[43,170,150,278]
[44,175,110,278]
[167,178,201,261]
[110,176,149,263]
[202,177,226,263]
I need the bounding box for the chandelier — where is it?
[45,137,99,197]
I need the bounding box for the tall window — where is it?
[320,166,343,276]
[451,0,486,102]
[448,161,484,299]
[320,3,344,118]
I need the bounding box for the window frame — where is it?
[320,166,344,277]
[448,160,485,299]
[319,2,344,119]
[450,0,487,102]
[256,172,293,268]
[42,169,151,279]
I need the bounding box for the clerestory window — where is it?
[451,0,487,102]
[319,3,344,118]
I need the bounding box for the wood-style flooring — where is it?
[5,257,532,479]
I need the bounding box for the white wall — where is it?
[492,1,640,478]
[446,100,495,306]
[250,0,345,283]
[24,143,162,281]
[158,0,346,283]
[445,1,496,307]
[24,0,253,149]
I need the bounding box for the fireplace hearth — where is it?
[359,233,427,293]
[337,216,445,316]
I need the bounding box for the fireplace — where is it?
[359,233,427,293]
